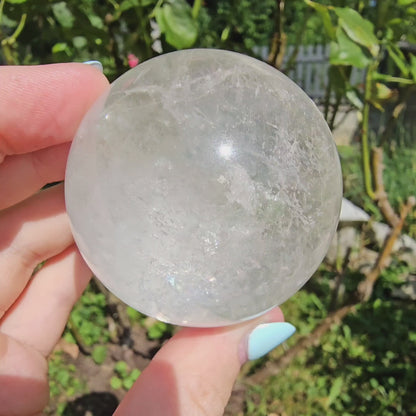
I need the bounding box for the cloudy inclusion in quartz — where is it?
[65,49,342,327]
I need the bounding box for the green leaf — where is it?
[398,0,415,5]
[52,2,75,29]
[372,72,414,84]
[5,0,28,3]
[0,13,17,29]
[147,321,168,339]
[192,0,202,19]
[410,54,416,82]
[88,15,104,30]
[73,36,87,50]
[126,306,143,322]
[63,331,76,344]
[130,368,141,380]
[330,27,370,68]
[139,0,157,6]
[114,361,129,378]
[158,0,198,49]
[221,25,231,42]
[57,369,70,386]
[328,66,346,96]
[328,377,343,406]
[122,369,141,390]
[346,89,363,110]
[334,7,379,57]
[56,402,67,416]
[123,377,135,390]
[154,6,167,32]
[92,345,107,365]
[369,83,395,111]
[369,377,379,388]
[119,0,155,10]
[387,17,402,27]
[52,42,69,54]
[304,0,336,40]
[119,0,138,12]
[110,376,123,390]
[406,6,416,15]
[387,44,410,77]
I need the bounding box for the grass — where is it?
[244,262,416,416]
[338,144,416,238]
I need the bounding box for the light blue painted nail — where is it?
[248,322,296,360]
[83,60,103,72]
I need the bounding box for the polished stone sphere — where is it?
[65,49,342,327]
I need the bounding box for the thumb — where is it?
[114,308,295,416]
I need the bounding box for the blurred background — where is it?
[1,0,415,415]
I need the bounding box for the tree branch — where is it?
[246,304,356,385]
[372,147,400,227]
[268,0,286,69]
[357,195,415,301]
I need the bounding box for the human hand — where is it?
[0,63,295,416]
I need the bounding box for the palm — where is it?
[0,63,286,416]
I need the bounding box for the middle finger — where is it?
[0,142,70,210]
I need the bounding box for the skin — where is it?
[0,63,284,416]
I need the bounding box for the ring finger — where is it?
[0,183,73,317]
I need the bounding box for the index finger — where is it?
[0,63,109,157]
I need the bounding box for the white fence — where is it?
[255,44,365,101]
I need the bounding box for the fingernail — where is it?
[83,60,103,72]
[247,322,296,360]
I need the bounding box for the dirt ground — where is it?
[48,324,247,415]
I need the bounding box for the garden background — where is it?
[1,0,416,415]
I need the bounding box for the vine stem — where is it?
[361,60,379,200]
[0,0,5,23]
[10,13,27,43]
[268,0,286,68]
[136,1,153,60]
[0,10,27,65]
[192,0,202,19]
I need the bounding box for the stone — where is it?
[371,222,400,251]
[332,109,359,146]
[326,226,361,266]
[369,222,416,267]
[398,245,416,269]
[349,247,380,275]
[65,49,342,326]
[392,274,416,301]
[340,198,370,223]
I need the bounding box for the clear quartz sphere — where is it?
[65,49,342,327]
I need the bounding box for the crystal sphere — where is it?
[65,49,342,327]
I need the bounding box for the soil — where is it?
[47,324,164,416]
[48,323,250,416]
